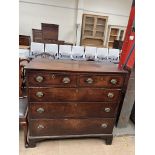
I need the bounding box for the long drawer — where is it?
[27,71,125,88]
[28,88,121,102]
[29,118,115,136]
[29,102,119,119]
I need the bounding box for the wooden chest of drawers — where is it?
[25,59,129,147]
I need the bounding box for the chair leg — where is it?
[20,122,28,148]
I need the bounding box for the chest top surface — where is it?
[25,58,128,74]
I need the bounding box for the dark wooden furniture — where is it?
[25,59,129,147]
[32,23,73,45]
[42,23,59,42]
[19,97,28,147]
[19,58,30,97]
[130,102,135,124]
[32,28,64,44]
[44,40,65,45]
[32,29,43,43]
[19,35,31,46]
[113,40,123,50]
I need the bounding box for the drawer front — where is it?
[28,88,121,102]
[29,102,119,119]
[29,118,115,136]
[27,71,77,87]
[79,75,124,88]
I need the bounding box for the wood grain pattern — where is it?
[29,102,119,119]
[25,59,129,147]
[27,70,125,88]
[19,35,31,46]
[29,118,115,136]
[42,23,59,41]
[32,29,43,43]
[79,74,124,88]
[27,71,77,87]
[25,59,128,74]
[28,88,121,102]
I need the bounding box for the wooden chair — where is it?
[45,43,58,59]
[19,58,30,147]
[85,46,97,61]
[34,52,55,59]
[30,42,44,56]
[59,45,72,60]
[96,47,108,61]
[71,46,85,60]
[108,48,120,63]
[19,58,30,97]
[19,97,28,147]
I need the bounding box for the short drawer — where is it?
[28,88,121,102]
[29,102,119,119]
[27,71,77,87]
[79,74,124,88]
[29,118,115,136]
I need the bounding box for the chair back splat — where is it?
[85,46,97,61]
[72,46,85,60]
[59,45,72,60]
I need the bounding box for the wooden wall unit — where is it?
[106,25,126,48]
[32,29,43,43]
[32,23,72,45]
[19,35,31,46]
[81,14,108,47]
[41,23,59,42]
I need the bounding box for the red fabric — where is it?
[118,4,135,70]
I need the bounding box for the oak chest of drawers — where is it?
[25,59,129,147]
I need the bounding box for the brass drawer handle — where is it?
[36,92,44,98]
[107,92,114,98]
[37,124,44,129]
[101,123,107,128]
[110,79,117,85]
[63,77,70,84]
[104,108,111,112]
[36,107,44,113]
[36,76,43,83]
[86,78,93,84]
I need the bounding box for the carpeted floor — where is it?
[19,130,135,155]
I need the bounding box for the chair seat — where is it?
[19,97,28,118]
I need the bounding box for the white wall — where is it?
[19,0,77,43]
[19,0,132,45]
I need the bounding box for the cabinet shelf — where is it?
[96,30,104,33]
[84,29,93,31]
[81,14,108,47]
[96,24,105,26]
[110,34,118,37]
[107,26,126,48]
[85,23,94,25]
